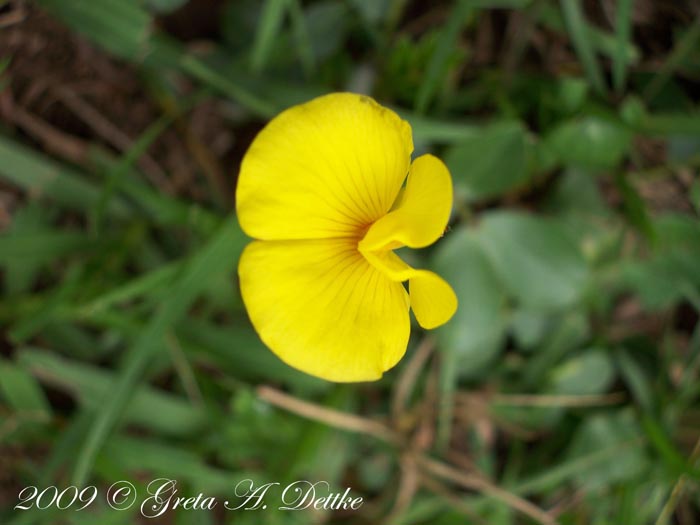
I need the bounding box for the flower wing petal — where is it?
[362,251,457,329]
[359,154,453,251]
[408,271,458,329]
[236,93,413,240]
[238,239,410,382]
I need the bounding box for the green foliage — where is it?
[1,0,699,524]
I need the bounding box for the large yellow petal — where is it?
[360,250,457,329]
[236,93,413,241]
[358,154,453,252]
[238,239,410,382]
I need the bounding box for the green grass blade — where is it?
[91,112,175,234]
[18,348,208,436]
[560,0,606,95]
[288,0,315,75]
[644,18,700,103]
[250,0,290,73]
[414,0,473,113]
[0,136,130,217]
[179,54,277,117]
[71,215,246,485]
[613,0,633,93]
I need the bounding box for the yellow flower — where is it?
[236,93,457,382]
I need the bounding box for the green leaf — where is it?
[566,410,647,491]
[545,116,633,170]
[548,349,615,396]
[477,211,588,310]
[444,120,533,201]
[433,228,508,376]
[0,359,51,415]
[621,214,700,309]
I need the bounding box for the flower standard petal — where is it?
[358,154,453,252]
[236,93,414,241]
[238,239,410,382]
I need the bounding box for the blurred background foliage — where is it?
[0,0,699,523]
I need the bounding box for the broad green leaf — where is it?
[566,410,647,491]
[545,116,633,170]
[548,349,615,396]
[477,211,588,310]
[444,121,533,201]
[0,359,50,415]
[621,214,700,309]
[433,227,508,376]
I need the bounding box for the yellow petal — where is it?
[409,271,458,329]
[358,154,453,252]
[361,250,457,329]
[238,239,410,382]
[236,93,413,241]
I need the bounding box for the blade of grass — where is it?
[559,0,606,96]
[19,348,208,437]
[0,136,130,217]
[613,0,633,93]
[0,232,92,262]
[74,260,182,318]
[642,415,700,480]
[179,54,277,117]
[71,215,245,485]
[288,0,315,76]
[398,110,479,144]
[414,0,473,114]
[655,436,700,525]
[91,112,175,234]
[251,0,290,73]
[36,0,152,61]
[88,149,221,234]
[644,18,700,103]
